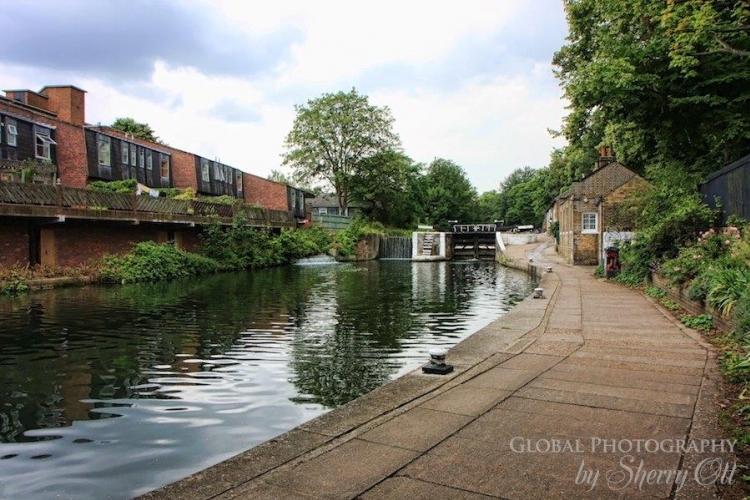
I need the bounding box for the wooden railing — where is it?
[0,182,295,227]
[0,158,57,185]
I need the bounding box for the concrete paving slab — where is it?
[420,385,512,416]
[548,362,703,386]
[561,356,705,376]
[458,405,690,445]
[464,367,539,391]
[300,373,447,437]
[359,407,472,452]
[360,476,494,499]
[140,428,331,500]
[401,436,675,499]
[496,353,563,371]
[528,377,696,406]
[524,340,581,357]
[541,366,700,395]
[568,350,706,368]
[262,439,418,499]
[515,386,694,418]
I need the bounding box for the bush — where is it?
[97,241,220,283]
[332,219,384,258]
[646,286,666,298]
[706,268,750,317]
[0,270,29,295]
[89,179,137,194]
[681,314,714,332]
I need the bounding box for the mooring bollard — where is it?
[422,348,454,375]
[533,287,545,299]
[546,266,552,273]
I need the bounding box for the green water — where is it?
[0,260,533,499]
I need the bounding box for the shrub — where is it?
[646,286,666,298]
[98,242,220,283]
[681,314,714,332]
[89,179,137,194]
[706,268,750,317]
[0,270,29,295]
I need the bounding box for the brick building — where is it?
[0,84,311,268]
[549,154,649,265]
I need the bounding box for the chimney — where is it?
[39,85,87,126]
[595,146,615,170]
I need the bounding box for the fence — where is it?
[311,213,352,230]
[0,182,295,227]
[700,153,750,224]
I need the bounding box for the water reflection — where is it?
[0,261,532,499]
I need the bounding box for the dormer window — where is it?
[35,126,56,160]
[97,134,111,166]
[130,144,136,166]
[122,141,129,164]
[6,118,17,147]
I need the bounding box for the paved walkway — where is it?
[146,240,737,499]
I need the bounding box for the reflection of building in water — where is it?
[411,261,447,302]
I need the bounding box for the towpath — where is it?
[143,238,737,499]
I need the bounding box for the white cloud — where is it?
[2,0,569,193]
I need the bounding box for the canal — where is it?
[0,260,534,499]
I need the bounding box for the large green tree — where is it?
[350,151,424,228]
[111,117,161,144]
[282,89,401,214]
[553,0,750,183]
[421,158,477,226]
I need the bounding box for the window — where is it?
[146,150,152,170]
[213,163,224,182]
[224,165,231,184]
[139,148,145,168]
[97,134,111,166]
[201,159,210,182]
[130,144,136,166]
[35,126,56,160]
[582,212,598,234]
[121,141,129,164]
[160,154,170,179]
[235,171,242,192]
[6,118,17,147]
[318,207,327,215]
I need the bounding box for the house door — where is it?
[40,227,56,267]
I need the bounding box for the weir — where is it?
[379,235,413,259]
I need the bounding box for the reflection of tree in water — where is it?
[0,266,325,442]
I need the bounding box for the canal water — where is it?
[0,260,533,499]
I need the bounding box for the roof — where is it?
[551,161,646,207]
[308,195,366,208]
[702,152,750,184]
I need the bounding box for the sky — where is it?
[0,0,569,193]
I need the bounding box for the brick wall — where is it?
[0,221,29,267]
[243,173,288,211]
[651,273,736,332]
[0,98,88,188]
[171,149,198,191]
[52,223,161,267]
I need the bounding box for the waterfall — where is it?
[379,236,413,260]
[295,254,339,266]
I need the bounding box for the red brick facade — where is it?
[0,221,29,267]
[243,173,288,211]
[46,223,202,267]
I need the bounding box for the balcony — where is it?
[0,157,57,185]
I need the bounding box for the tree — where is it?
[282,89,401,215]
[421,158,477,226]
[553,0,750,183]
[476,190,502,223]
[350,151,424,228]
[111,117,162,143]
[268,169,291,184]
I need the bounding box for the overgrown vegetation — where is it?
[89,179,137,194]
[331,219,386,259]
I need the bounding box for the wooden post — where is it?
[56,180,63,210]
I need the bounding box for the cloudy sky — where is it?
[0,0,569,193]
